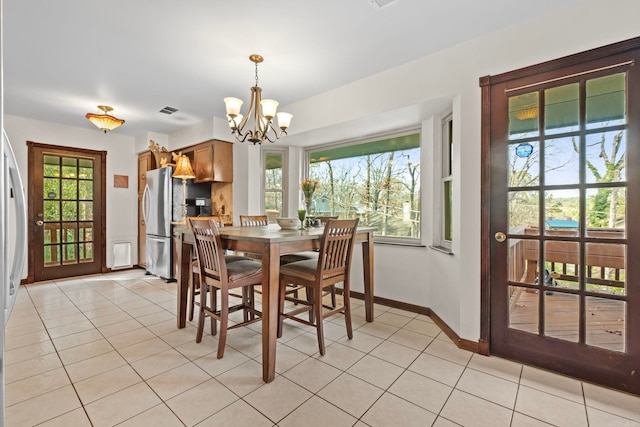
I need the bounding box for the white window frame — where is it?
[262,147,288,221]
[430,113,453,253]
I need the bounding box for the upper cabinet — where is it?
[188,140,233,183]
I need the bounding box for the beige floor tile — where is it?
[283,357,342,393]
[317,373,384,418]
[166,378,238,426]
[227,330,264,358]
[386,307,418,319]
[193,344,251,377]
[36,408,93,427]
[4,329,51,351]
[216,359,265,397]
[387,327,434,352]
[65,350,128,383]
[84,382,162,427]
[4,351,62,384]
[80,304,124,319]
[408,353,465,386]
[5,318,45,337]
[118,336,172,363]
[5,385,82,426]
[158,325,197,348]
[5,367,71,406]
[75,364,142,404]
[521,365,584,403]
[57,338,114,365]
[146,318,181,336]
[515,385,588,427]
[370,339,421,368]
[432,416,464,427]
[388,370,452,414]
[356,320,399,339]
[456,368,519,409]
[97,318,144,337]
[403,317,443,337]
[117,403,184,427]
[51,328,104,351]
[347,354,404,389]
[583,382,640,422]
[88,310,133,327]
[174,337,219,360]
[146,362,211,400]
[362,392,437,427]
[244,375,313,423]
[283,330,330,355]
[511,412,557,426]
[4,337,56,367]
[46,319,96,339]
[313,341,366,371]
[136,309,175,326]
[586,406,640,427]
[374,311,414,328]
[39,312,89,329]
[424,339,473,366]
[273,343,309,374]
[107,327,157,349]
[336,329,384,353]
[279,395,357,427]
[467,353,523,383]
[441,390,513,427]
[131,348,190,380]
[197,399,274,427]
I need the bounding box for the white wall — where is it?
[4,115,138,270]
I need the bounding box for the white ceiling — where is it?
[3,0,582,140]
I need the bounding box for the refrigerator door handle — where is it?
[4,130,27,297]
[142,183,150,224]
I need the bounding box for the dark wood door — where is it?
[28,142,106,282]
[481,38,640,394]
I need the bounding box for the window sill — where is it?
[429,245,453,255]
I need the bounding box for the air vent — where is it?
[369,0,395,8]
[159,106,179,115]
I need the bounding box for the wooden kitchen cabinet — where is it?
[191,140,233,183]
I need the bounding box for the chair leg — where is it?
[343,283,353,340]
[278,279,286,338]
[196,283,206,343]
[189,271,198,321]
[217,288,229,359]
[209,285,216,336]
[314,286,325,356]
[330,284,337,308]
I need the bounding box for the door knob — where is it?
[35,220,44,227]
[494,232,506,242]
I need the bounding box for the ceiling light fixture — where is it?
[224,54,292,145]
[85,105,125,133]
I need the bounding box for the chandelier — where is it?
[224,54,292,144]
[85,105,125,133]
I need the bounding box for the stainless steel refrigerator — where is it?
[142,167,182,281]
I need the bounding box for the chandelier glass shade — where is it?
[85,105,125,133]
[224,54,292,144]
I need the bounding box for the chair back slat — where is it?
[318,219,359,282]
[240,215,269,226]
[188,217,227,285]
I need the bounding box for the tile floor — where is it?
[4,269,640,426]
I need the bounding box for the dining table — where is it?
[174,223,375,383]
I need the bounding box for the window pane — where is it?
[44,200,60,221]
[265,153,283,190]
[62,201,77,221]
[43,155,60,177]
[308,133,420,239]
[585,130,626,183]
[509,141,540,187]
[443,179,452,241]
[44,178,60,199]
[79,202,93,221]
[545,83,579,135]
[61,157,77,178]
[509,190,539,234]
[545,137,580,186]
[61,179,77,199]
[586,187,625,237]
[545,189,580,236]
[78,158,93,179]
[79,180,93,200]
[586,73,625,129]
[509,92,539,139]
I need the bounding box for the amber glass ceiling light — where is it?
[224,54,292,144]
[85,105,125,133]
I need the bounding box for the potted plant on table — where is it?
[301,178,319,217]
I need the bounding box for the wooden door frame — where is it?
[479,36,640,355]
[26,141,108,283]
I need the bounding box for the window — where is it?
[441,114,453,250]
[263,150,286,221]
[307,131,421,242]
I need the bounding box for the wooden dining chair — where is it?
[188,217,263,358]
[277,219,359,355]
[239,215,269,226]
[187,217,251,321]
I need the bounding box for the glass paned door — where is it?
[29,144,105,281]
[486,39,640,395]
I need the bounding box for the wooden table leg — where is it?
[261,242,280,383]
[362,231,374,322]
[177,233,190,328]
